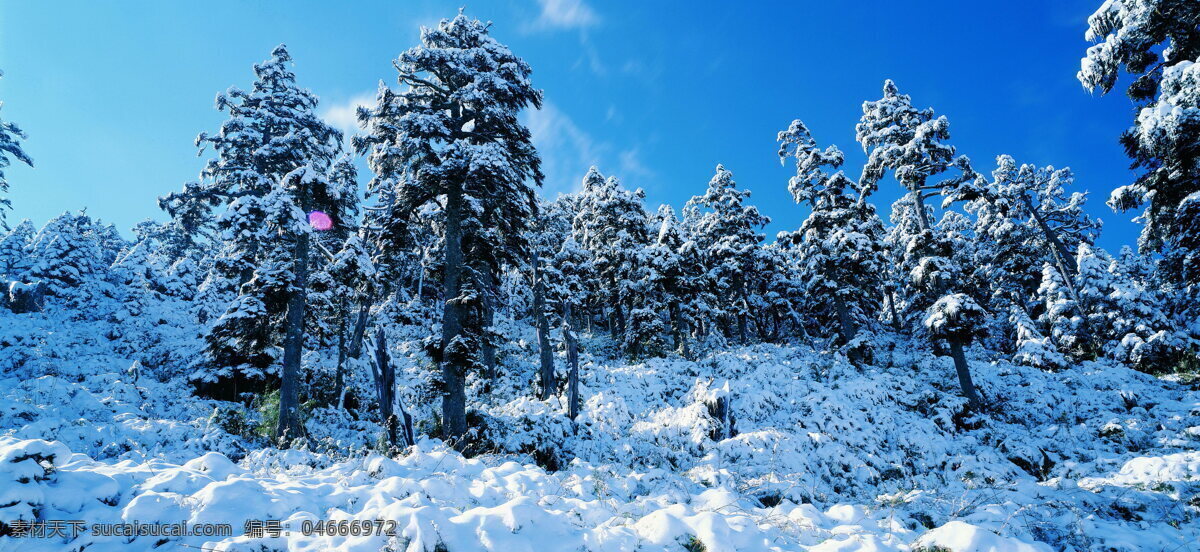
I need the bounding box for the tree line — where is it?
[0,4,1197,448]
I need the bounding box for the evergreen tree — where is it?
[1011,305,1069,371]
[857,80,982,408]
[0,70,33,231]
[28,211,115,309]
[777,119,887,353]
[683,165,769,344]
[0,219,34,280]
[354,13,542,441]
[161,45,342,422]
[573,167,650,343]
[967,156,1100,324]
[1080,0,1200,304]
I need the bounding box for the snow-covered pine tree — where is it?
[1074,243,1190,371]
[322,233,377,409]
[27,211,117,311]
[529,199,569,398]
[857,80,983,408]
[0,69,33,231]
[353,13,543,441]
[683,165,769,345]
[625,214,673,358]
[573,167,650,345]
[1010,305,1069,371]
[109,239,167,362]
[967,155,1101,355]
[643,205,705,356]
[273,165,349,440]
[302,154,364,406]
[547,236,591,419]
[777,119,887,355]
[0,219,34,280]
[1079,0,1200,320]
[161,45,342,413]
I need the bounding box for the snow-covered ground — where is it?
[0,312,1197,551]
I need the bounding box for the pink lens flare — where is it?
[308,211,334,231]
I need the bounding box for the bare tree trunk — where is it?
[564,303,580,421]
[371,328,398,447]
[439,187,468,441]
[949,338,981,410]
[532,251,555,400]
[348,300,370,359]
[277,232,309,442]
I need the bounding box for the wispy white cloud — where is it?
[523,101,605,194]
[320,92,375,139]
[528,0,599,31]
[619,147,654,179]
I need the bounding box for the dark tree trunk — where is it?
[335,301,348,410]
[439,187,468,441]
[481,269,497,379]
[277,232,309,442]
[949,338,981,410]
[610,290,627,341]
[564,302,581,421]
[1019,195,1096,352]
[532,251,555,400]
[886,289,903,332]
[833,294,858,345]
[372,328,397,447]
[669,301,689,357]
[346,298,370,351]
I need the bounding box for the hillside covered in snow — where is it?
[0,312,1197,551]
[2,1,1200,551]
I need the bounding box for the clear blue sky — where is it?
[0,0,1142,252]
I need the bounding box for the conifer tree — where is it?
[777,119,887,352]
[683,165,769,344]
[354,13,542,441]
[0,70,33,231]
[858,80,982,408]
[573,168,650,343]
[1079,1,1200,316]
[0,219,34,280]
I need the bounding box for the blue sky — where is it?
[0,0,1141,251]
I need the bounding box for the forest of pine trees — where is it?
[1,5,1198,452]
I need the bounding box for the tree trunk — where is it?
[910,190,934,233]
[669,301,688,357]
[886,289,903,332]
[564,302,581,421]
[949,338,981,410]
[347,300,370,358]
[439,187,468,441]
[833,294,858,345]
[372,328,397,447]
[609,287,627,341]
[532,251,555,400]
[481,269,497,379]
[335,300,348,410]
[277,231,309,442]
[909,189,982,407]
[1019,195,1097,352]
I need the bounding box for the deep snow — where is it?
[0,312,1197,551]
